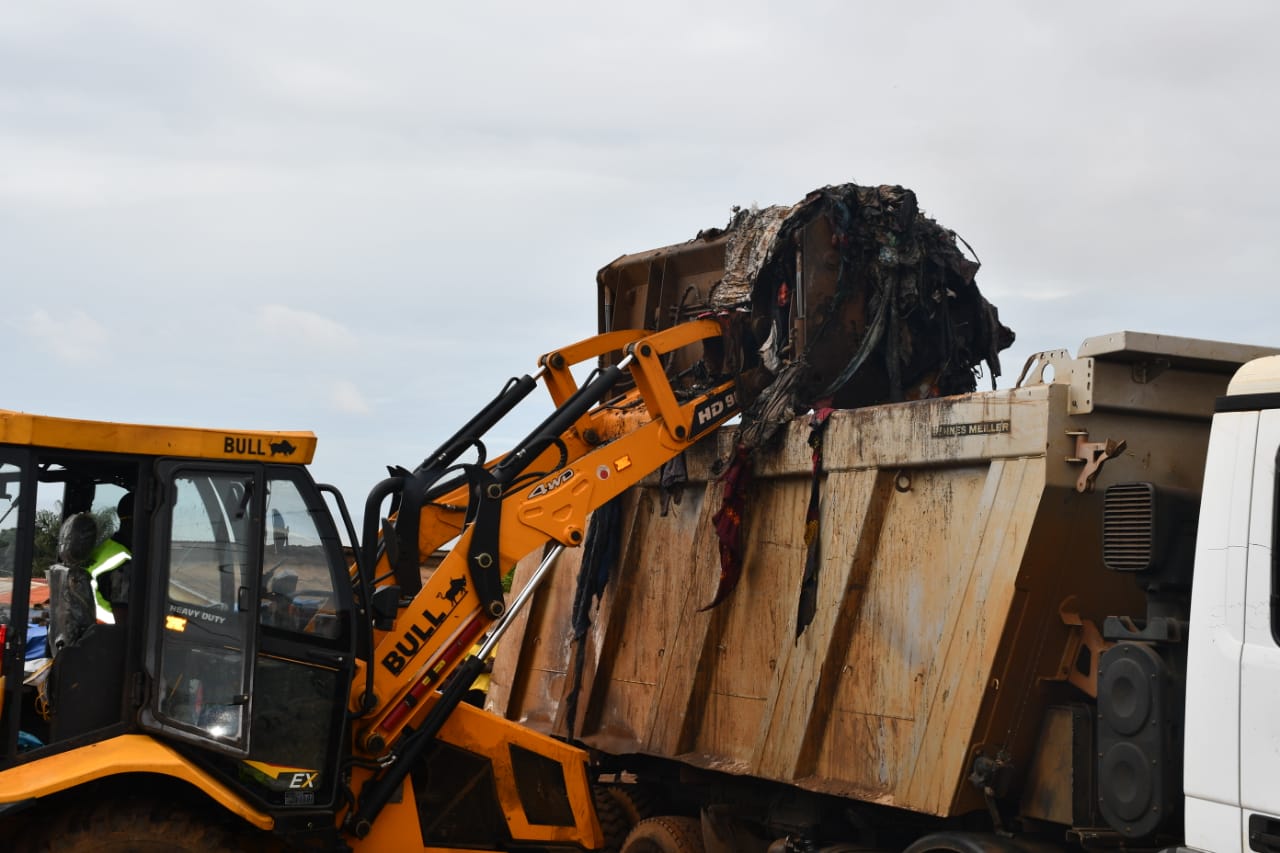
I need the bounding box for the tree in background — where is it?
[32,509,60,577]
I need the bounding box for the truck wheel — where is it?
[594,785,632,852]
[621,816,705,853]
[902,831,1058,853]
[23,799,265,852]
[903,835,991,853]
[606,784,658,827]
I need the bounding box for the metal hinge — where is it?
[1065,430,1127,493]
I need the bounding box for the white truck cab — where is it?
[1184,355,1280,853]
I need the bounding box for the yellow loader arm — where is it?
[343,320,737,837]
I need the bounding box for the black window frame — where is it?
[1272,443,1279,645]
[0,449,32,766]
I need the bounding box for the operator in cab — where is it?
[86,493,133,624]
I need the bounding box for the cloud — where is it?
[0,141,309,210]
[330,379,371,415]
[255,304,356,350]
[3,2,1280,509]
[256,58,388,113]
[25,309,109,365]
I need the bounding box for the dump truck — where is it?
[487,199,1280,852]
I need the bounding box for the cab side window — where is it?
[166,475,252,611]
[153,470,256,750]
[260,474,347,641]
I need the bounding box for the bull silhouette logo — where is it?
[270,439,297,457]
[438,576,468,605]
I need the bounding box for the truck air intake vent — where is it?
[1103,483,1156,572]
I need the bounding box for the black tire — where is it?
[606,784,660,828]
[21,799,265,852]
[621,815,705,853]
[594,785,632,852]
[902,831,1050,853]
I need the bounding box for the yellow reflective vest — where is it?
[87,539,130,625]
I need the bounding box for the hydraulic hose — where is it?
[492,357,631,487]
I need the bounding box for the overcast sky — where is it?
[3,2,1278,511]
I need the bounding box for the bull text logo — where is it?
[379,573,472,676]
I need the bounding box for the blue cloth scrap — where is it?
[25,624,48,661]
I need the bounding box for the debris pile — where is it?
[599,182,1015,447]
[597,182,1016,615]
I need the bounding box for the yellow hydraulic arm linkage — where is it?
[343,319,737,838]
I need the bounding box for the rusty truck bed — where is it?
[490,332,1273,818]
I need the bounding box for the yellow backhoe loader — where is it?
[0,320,737,851]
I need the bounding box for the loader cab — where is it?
[0,413,357,818]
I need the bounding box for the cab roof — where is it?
[1227,355,1280,397]
[0,409,316,464]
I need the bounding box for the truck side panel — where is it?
[494,346,1248,822]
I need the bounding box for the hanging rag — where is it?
[659,454,688,517]
[563,498,622,741]
[699,444,754,611]
[795,405,834,638]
